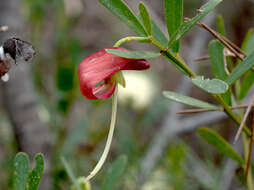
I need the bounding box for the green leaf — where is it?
[139,2,152,35]
[102,155,127,190]
[216,14,226,36]
[209,40,228,80]
[168,0,223,47]
[238,29,254,100]
[26,153,44,190]
[241,28,254,56]
[151,20,169,48]
[163,91,219,110]
[238,71,254,100]
[105,49,161,59]
[208,40,232,105]
[226,51,254,85]
[164,0,183,52]
[98,0,147,36]
[61,157,82,190]
[13,153,30,190]
[198,127,244,166]
[192,76,228,94]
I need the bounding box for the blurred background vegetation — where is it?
[0,0,254,189]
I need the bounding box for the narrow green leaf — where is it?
[226,51,254,85]
[61,157,82,190]
[163,91,219,110]
[238,29,254,100]
[98,0,147,36]
[151,20,169,48]
[238,71,254,100]
[164,0,182,52]
[241,28,254,56]
[106,49,161,59]
[216,14,226,36]
[209,40,228,80]
[208,40,231,105]
[102,155,127,190]
[192,76,228,94]
[14,153,30,190]
[139,2,152,35]
[26,153,44,190]
[168,0,223,47]
[198,127,244,166]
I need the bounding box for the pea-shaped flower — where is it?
[78,47,150,181]
[78,47,150,99]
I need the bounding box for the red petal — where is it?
[78,47,150,99]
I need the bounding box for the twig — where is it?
[184,17,246,61]
[177,105,254,114]
[245,111,254,181]
[194,50,236,62]
[234,94,254,143]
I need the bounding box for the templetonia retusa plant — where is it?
[77,0,254,187]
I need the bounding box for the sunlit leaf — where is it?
[163,91,219,110]
[192,76,228,94]
[198,127,244,166]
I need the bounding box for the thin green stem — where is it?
[151,37,196,77]
[214,95,251,136]
[85,86,118,181]
[113,36,152,47]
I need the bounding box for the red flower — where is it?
[78,47,150,99]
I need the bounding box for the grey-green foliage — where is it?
[192,76,228,94]
[14,153,30,190]
[13,152,44,190]
[102,155,127,190]
[26,154,44,190]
